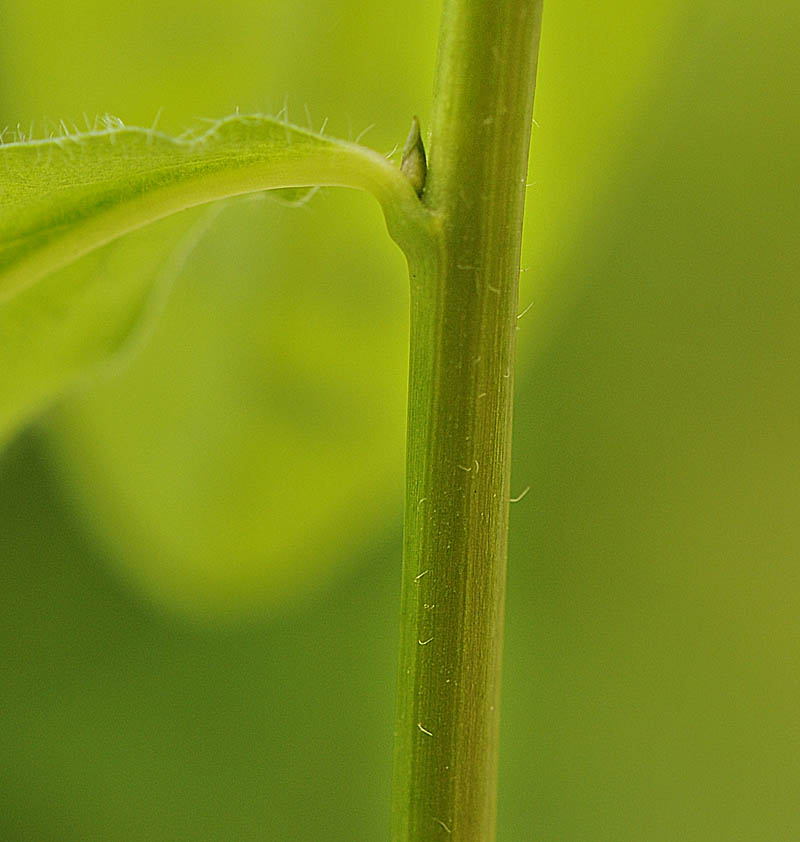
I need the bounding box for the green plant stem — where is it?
[392,1,543,840]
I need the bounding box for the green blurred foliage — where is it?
[1,0,799,839]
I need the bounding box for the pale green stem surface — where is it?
[392,1,543,840]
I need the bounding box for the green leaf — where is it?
[41,196,415,618]
[0,208,211,441]
[0,114,431,445]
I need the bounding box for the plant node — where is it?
[400,115,427,197]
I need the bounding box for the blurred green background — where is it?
[2,0,799,839]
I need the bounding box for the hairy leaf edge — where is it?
[0,113,438,304]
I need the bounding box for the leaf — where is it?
[42,196,413,618]
[0,114,431,444]
[0,208,211,442]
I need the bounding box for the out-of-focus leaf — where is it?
[43,194,414,618]
[0,209,209,443]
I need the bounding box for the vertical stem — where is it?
[392,1,543,840]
